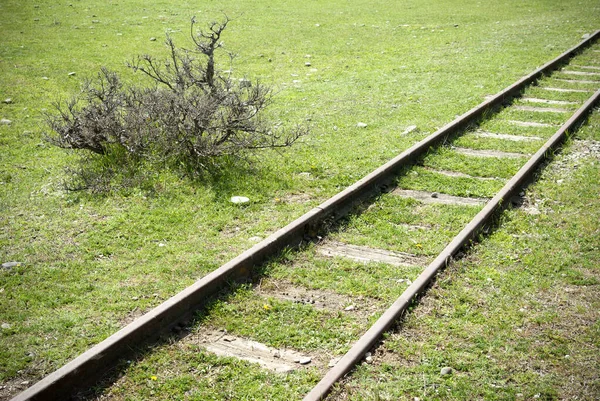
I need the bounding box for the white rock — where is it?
[230,196,250,204]
[305,62,311,67]
[298,357,311,365]
[328,357,340,367]
[344,305,356,311]
[1,323,11,329]
[440,366,453,375]
[401,125,418,135]
[356,122,368,128]
[0,119,11,125]
[3,98,12,104]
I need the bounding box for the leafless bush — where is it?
[46,17,307,190]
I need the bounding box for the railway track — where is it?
[12,32,600,401]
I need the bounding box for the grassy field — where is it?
[1,0,599,398]
[329,112,600,401]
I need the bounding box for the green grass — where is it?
[1,0,600,398]
[327,111,600,400]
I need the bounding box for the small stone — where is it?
[315,23,320,27]
[20,381,29,386]
[0,119,11,125]
[431,192,439,198]
[328,357,340,367]
[1,323,11,329]
[68,72,76,76]
[356,122,368,128]
[230,196,250,204]
[582,33,591,39]
[223,336,236,342]
[344,305,356,311]
[158,243,166,247]
[414,398,421,401]
[440,366,453,376]
[248,236,262,243]
[401,125,418,135]
[149,37,157,41]
[272,350,281,358]
[3,98,12,104]
[298,357,311,365]
[41,76,49,80]
[305,62,311,67]
[365,355,373,363]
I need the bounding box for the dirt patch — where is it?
[255,279,384,322]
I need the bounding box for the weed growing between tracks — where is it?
[329,111,600,400]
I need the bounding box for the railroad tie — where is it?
[453,146,530,158]
[520,97,579,105]
[472,131,543,142]
[317,240,427,267]
[391,188,488,206]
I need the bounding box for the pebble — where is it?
[401,125,418,135]
[230,196,250,204]
[440,366,453,376]
[356,122,368,128]
[42,76,49,80]
[149,37,157,41]
[2,261,22,269]
[1,323,11,329]
[305,62,311,67]
[344,305,355,311]
[431,192,439,198]
[3,98,12,104]
[328,357,340,367]
[0,119,11,125]
[298,357,311,365]
[68,72,76,76]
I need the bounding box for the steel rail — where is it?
[11,31,600,401]
[303,90,600,400]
